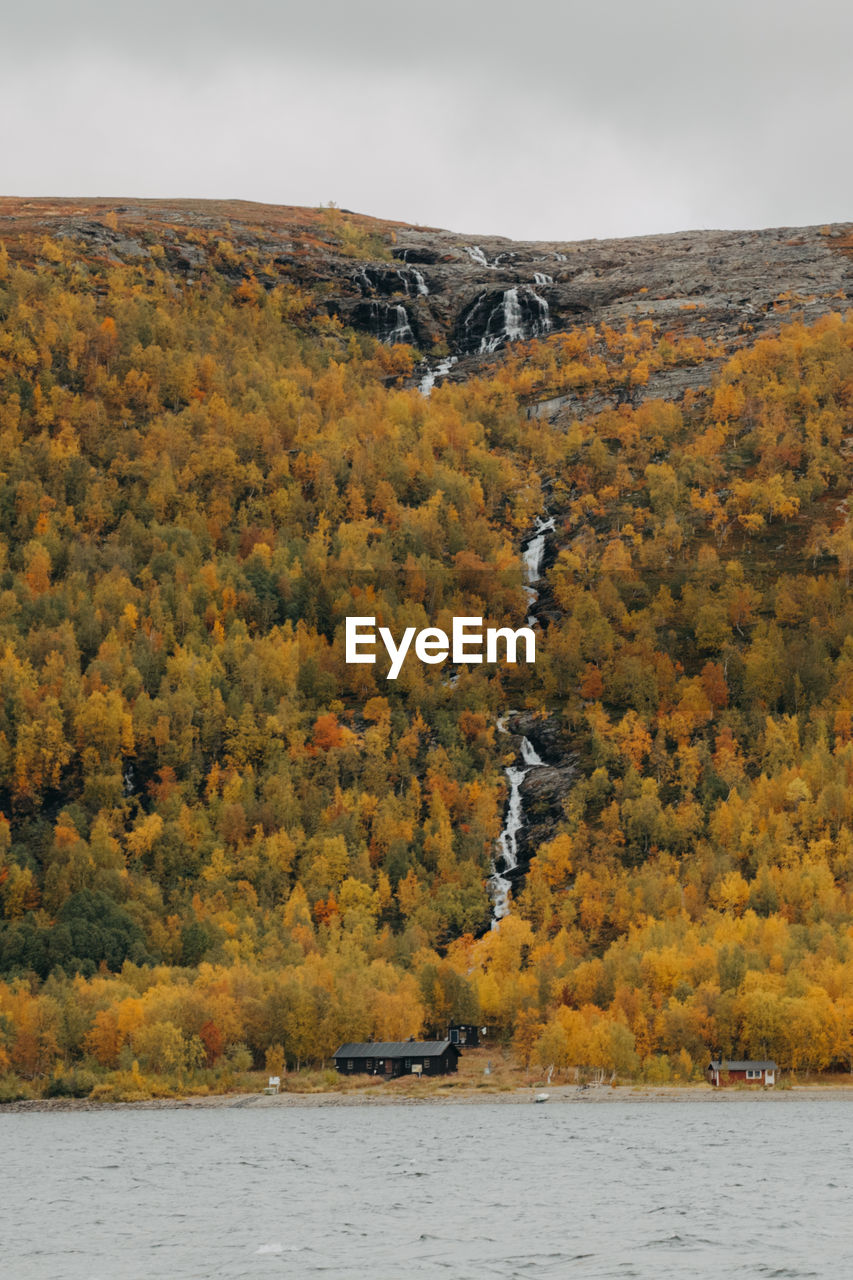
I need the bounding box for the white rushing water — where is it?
[353,267,428,297]
[523,515,556,583]
[529,288,552,336]
[491,732,547,923]
[490,515,554,924]
[466,244,491,268]
[387,305,414,345]
[522,514,556,611]
[503,287,524,341]
[533,271,553,286]
[418,355,458,397]
[479,288,551,353]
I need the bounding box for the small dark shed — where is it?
[449,1023,481,1047]
[334,1040,460,1078]
[707,1059,777,1087]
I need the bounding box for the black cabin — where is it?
[333,1040,460,1078]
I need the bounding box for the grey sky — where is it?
[2,0,851,240]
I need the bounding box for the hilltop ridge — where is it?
[2,197,851,380]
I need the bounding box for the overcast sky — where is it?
[2,0,851,241]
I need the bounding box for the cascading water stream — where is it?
[353,266,429,297]
[503,287,524,341]
[466,244,491,268]
[418,354,458,397]
[522,514,556,622]
[490,515,554,925]
[479,287,551,353]
[387,305,414,345]
[491,733,545,922]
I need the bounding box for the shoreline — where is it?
[4,1083,853,1113]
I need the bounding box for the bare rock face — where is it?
[329,222,853,376]
[453,286,553,353]
[352,265,432,298]
[391,246,442,266]
[520,764,578,826]
[506,712,572,765]
[495,715,579,875]
[500,764,578,875]
[349,301,422,346]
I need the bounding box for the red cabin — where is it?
[707,1059,777,1087]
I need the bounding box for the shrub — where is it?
[642,1054,673,1084]
[45,1068,98,1098]
[0,1074,34,1103]
[223,1043,253,1073]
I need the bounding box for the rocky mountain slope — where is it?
[3,196,850,880]
[2,197,851,399]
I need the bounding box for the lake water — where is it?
[1,1099,850,1278]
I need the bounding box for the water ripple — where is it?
[1,1100,851,1279]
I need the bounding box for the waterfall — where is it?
[354,267,373,294]
[534,272,553,286]
[491,734,547,923]
[466,244,491,268]
[353,266,427,298]
[490,514,554,925]
[477,291,506,353]
[522,514,556,621]
[503,288,524,341]
[529,288,552,337]
[523,515,556,585]
[387,305,414,345]
[418,355,458,397]
[554,252,567,262]
[479,288,551,353]
[396,268,428,295]
[479,289,523,353]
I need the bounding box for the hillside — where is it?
[1,199,853,1099]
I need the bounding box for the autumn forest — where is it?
[1,204,853,1099]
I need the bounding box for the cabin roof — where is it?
[709,1059,777,1071]
[334,1040,457,1058]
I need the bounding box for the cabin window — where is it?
[347,1060,354,1071]
[405,1058,411,1068]
[746,1069,762,1079]
[366,1059,373,1070]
